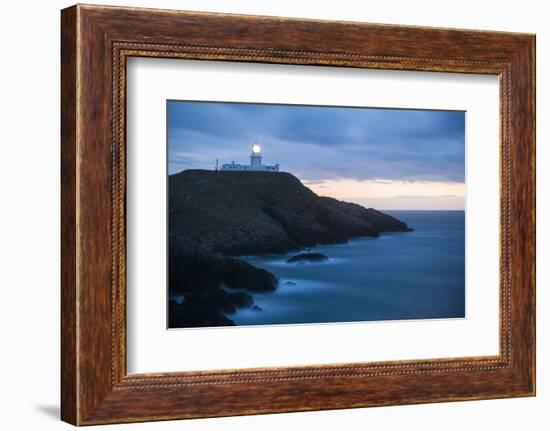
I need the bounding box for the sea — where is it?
[231,210,465,326]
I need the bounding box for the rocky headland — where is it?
[168,170,413,328]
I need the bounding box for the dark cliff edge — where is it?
[168,170,413,328]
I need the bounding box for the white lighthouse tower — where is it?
[250,142,262,169]
[219,142,280,172]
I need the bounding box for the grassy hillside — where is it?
[169,170,412,256]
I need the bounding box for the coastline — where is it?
[168,170,415,328]
[232,211,465,326]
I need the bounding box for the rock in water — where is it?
[286,253,329,264]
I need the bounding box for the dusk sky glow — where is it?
[167,100,465,210]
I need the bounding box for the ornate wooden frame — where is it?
[61,4,536,425]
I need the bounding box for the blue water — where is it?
[231,211,465,326]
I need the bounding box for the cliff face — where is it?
[169,170,412,256]
[168,170,413,328]
[168,235,277,328]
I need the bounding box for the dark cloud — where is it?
[167,100,465,182]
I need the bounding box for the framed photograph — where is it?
[61,4,536,425]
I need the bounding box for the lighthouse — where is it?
[250,142,263,169]
[219,142,280,172]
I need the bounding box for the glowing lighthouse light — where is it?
[250,143,262,169]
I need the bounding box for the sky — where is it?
[167,100,465,210]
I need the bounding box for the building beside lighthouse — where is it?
[219,143,280,172]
